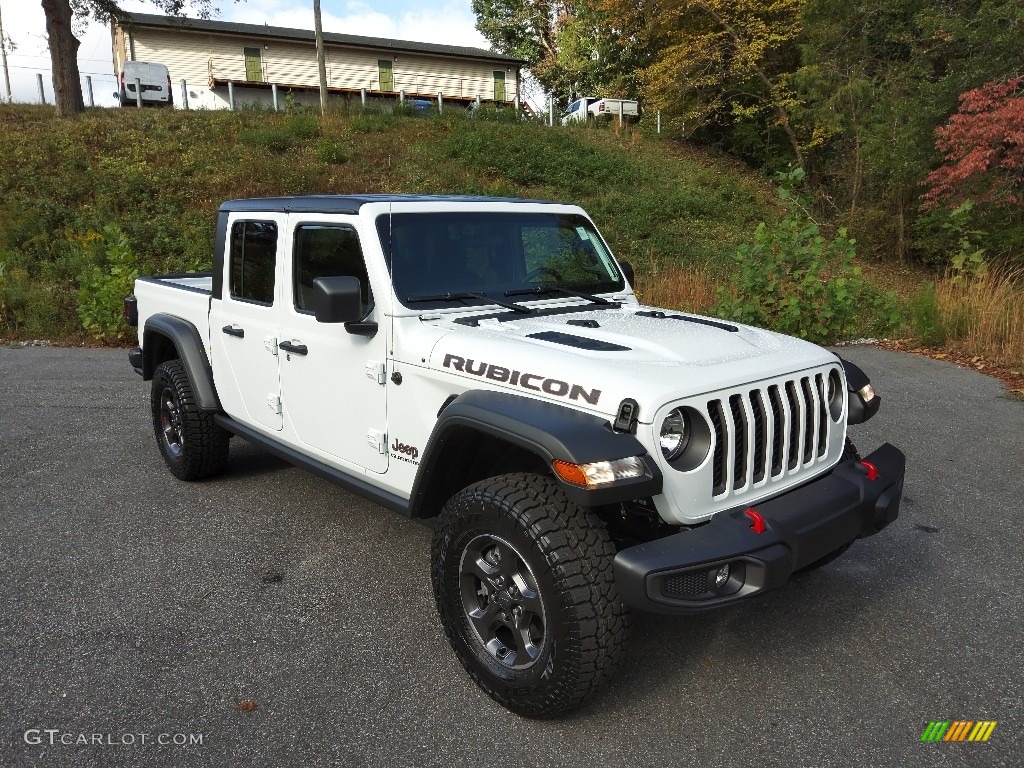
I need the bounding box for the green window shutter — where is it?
[493,71,506,102]
[244,47,263,82]
[378,60,394,91]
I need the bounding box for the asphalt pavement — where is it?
[0,345,1021,767]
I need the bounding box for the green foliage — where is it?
[239,115,321,154]
[943,201,988,285]
[239,126,294,153]
[74,226,139,341]
[348,111,395,133]
[316,138,349,165]
[909,282,946,347]
[715,169,896,343]
[0,104,775,339]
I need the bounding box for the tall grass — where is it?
[629,249,718,314]
[933,269,1024,367]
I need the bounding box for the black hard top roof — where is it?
[118,13,525,65]
[219,195,564,214]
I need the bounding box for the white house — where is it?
[111,13,524,110]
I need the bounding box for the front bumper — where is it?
[614,443,905,614]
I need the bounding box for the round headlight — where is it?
[660,408,690,461]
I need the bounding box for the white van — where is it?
[117,61,172,107]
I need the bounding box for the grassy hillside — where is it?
[3,104,1019,374]
[0,104,774,339]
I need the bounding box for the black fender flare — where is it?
[142,314,221,413]
[839,357,880,424]
[408,389,662,517]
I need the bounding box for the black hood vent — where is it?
[527,331,631,352]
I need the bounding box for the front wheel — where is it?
[431,473,629,718]
[150,359,229,481]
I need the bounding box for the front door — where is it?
[210,216,284,432]
[493,70,506,102]
[378,59,394,92]
[277,217,389,473]
[244,47,263,82]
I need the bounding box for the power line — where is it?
[6,63,115,77]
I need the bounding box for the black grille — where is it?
[750,391,767,483]
[707,371,835,497]
[768,385,785,477]
[729,394,747,487]
[663,570,710,597]
[815,374,828,457]
[709,400,727,496]
[785,381,801,470]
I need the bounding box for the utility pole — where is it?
[0,2,13,104]
[313,0,327,115]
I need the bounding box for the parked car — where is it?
[116,61,172,107]
[561,97,639,124]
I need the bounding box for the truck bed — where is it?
[133,273,214,351]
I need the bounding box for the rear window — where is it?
[229,221,278,304]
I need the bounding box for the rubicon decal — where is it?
[442,354,601,405]
[920,721,997,742]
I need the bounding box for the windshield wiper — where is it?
[405,292,533,314]
[505,286,617,305]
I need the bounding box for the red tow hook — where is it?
[744,507,766,534]
[859,461,879,481]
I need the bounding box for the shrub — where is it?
[316,139,348,165]
[239,127,294,154]
[909,282,946,346]
[714,169,894,343]
[288,115,321,140]
[74,225,139,341]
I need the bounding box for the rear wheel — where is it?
[150,359,229,481]
[431,473,629,718]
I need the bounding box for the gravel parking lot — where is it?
[1,345,1021,767]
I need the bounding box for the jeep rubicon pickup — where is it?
[125,195,905,717]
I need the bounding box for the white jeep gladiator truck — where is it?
[125,195,905,717]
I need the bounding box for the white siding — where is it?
[124,25,518,108]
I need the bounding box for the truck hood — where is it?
[419,304,838,420]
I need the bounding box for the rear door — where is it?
[277,215,389,473]
[210,215,285,432]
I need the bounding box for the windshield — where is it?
[376,212,625,308]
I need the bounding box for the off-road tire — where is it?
[796,438,861,573]
[431,473,629,718]
[151,359,229,481]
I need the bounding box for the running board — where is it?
[214,415,411,517]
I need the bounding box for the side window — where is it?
[293,225,373,316]
[230,221,278,304]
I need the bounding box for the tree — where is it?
[472,0,640,104]
[602,0,806,163]
[789,0,1024,260]
[922,78,1024,210]
[43,0,214,116]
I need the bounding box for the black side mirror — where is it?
[312,276,377,337]
[312,276,362,323]
[619,259,635,287]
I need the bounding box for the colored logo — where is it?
[921,721,997,742]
